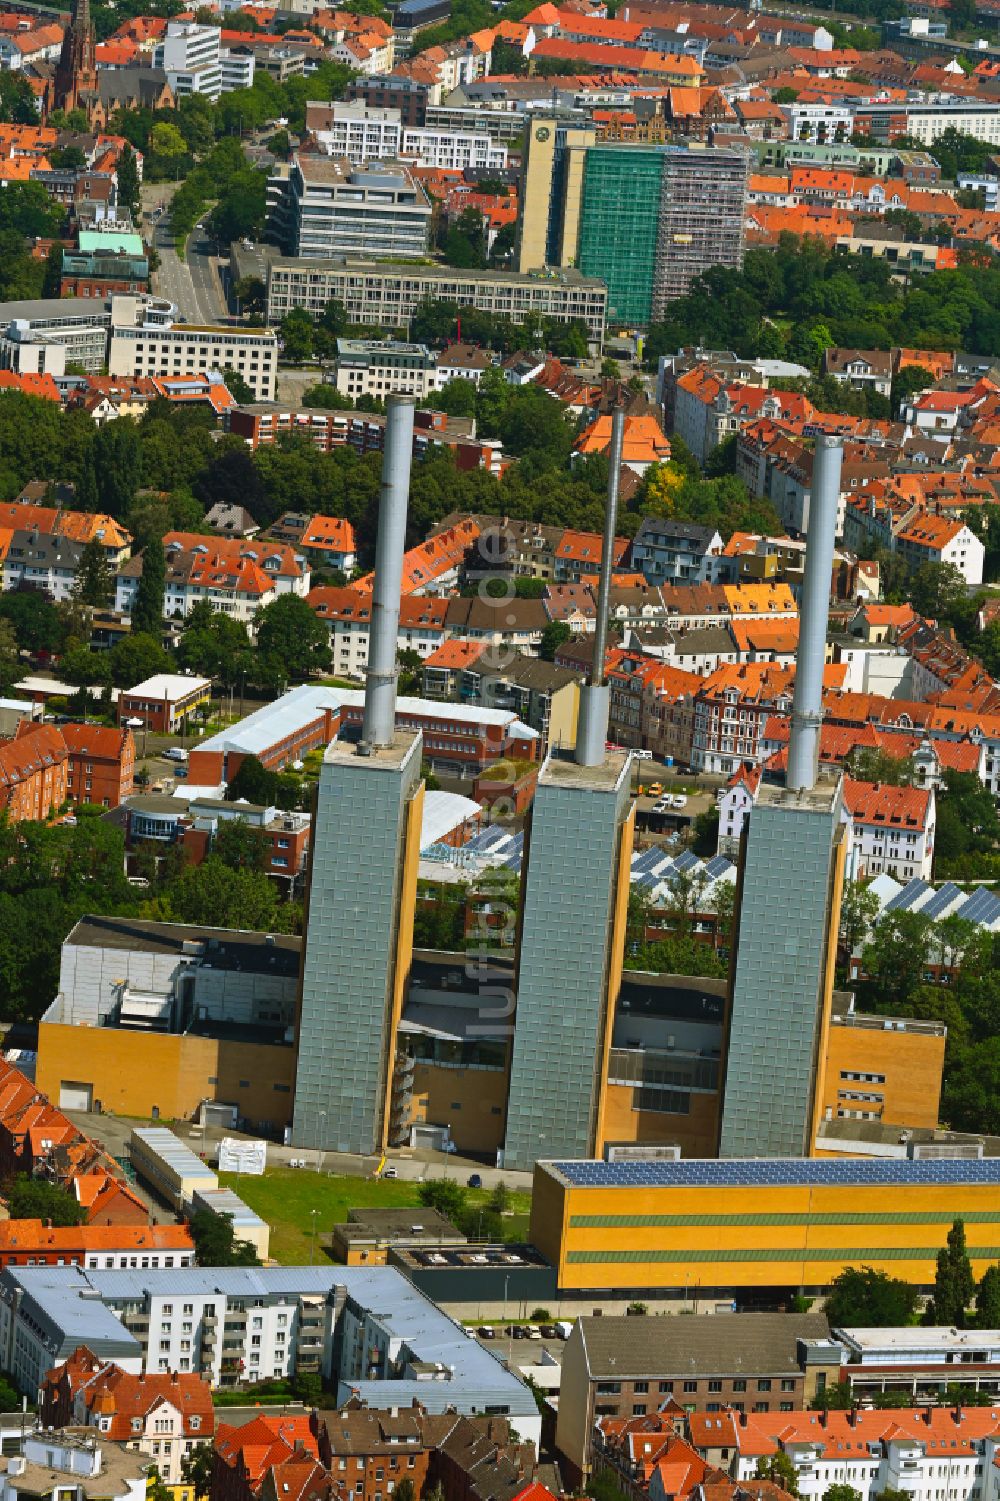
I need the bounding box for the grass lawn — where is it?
[219,1167,531,1265]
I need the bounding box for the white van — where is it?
[164,747,189,763]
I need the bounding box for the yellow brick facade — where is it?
[36,1023,296,1128]
[530,1167,1000,1295]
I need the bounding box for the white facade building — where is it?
[153,22,223,99]
[311,101,506,170]
[108,325,278,400]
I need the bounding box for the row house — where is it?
[40,1349,213,1486]
[2,529,85,602]
[117,535,310,623]
[0,1058,149,1227]
[266,513,357,573]
[673,366,816,465]
[0,1221,192,1272]
[0,496,131,565]
[0,722,67,821]
[629,624,740,677]
[697,1402,1000,1501]
[355,518,481,597]
[690,661,847,776]
[844,494,985,585]
[840,776,935,883]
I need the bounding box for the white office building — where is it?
[108,325,278,400]
[266,156,432,260]
[153,22,223,100]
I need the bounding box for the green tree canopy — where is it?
[824,1266,920,1327]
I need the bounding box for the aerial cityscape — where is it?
[3,0,1000,1499]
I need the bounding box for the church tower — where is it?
[52,0,97,118]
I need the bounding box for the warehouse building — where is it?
[528,1157,1000,1306]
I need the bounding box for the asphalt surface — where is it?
[145,181,228,326]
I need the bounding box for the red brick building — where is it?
[0,721,68,821]
[62,723,135,808]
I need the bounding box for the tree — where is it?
[302,384,354,410]
[225,755,281,806]
[539,620,572,661]
[74,537,114,608]
[488,1181,511,1214]
[839,880,880,955]
[824,1488,861,1501]
[151,121,188,158]
[179,1445,213,1500]
[976,1264,1000,1328]
[0,619,19,693]
[269,128,291,159]
[92,419,142,519]
[824,1266,919,1327]
[418,1178,467,1221]
[109,632,169,689]
[178,603,253,686]
[214,817,269,871]
[254,594,330,680]
[131,543,165,636]
[166,857,290,932]
[0,591,63,654]
[221,367,255,404]
[188,1209,260,1266]
[117,144,141,217]
[280,308,315,364]
[393,1481,416,1501]
[755,1454,800,1496]
[926,1218,975,1327]
[5,1173,85,1225]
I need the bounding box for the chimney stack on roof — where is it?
[359,395,415,754]
[786,435,843,793]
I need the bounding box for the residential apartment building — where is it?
[332,338,438,400]
[856,98,1000,147]
[261,256,608,344]
[0,1265,541,1445]
[266,157,432,260]
[152,21,222,98]
[2,529,85,601]
[309,590,449,679]
[557,1313,833,1479]
[306,100,507,171]
[268,513,357,571]
[0,722,69,822]
[631,519,725,585]
[108,324,278,401]
[0,1222,194,1273]
[40,1350,214,1486]
[709,1404,1000,1501]
[841,777,935,882]
[62,724,135,809]
[0,1431,150,1501]
[116,534,309,622]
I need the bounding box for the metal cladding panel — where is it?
[719,794,840,1159]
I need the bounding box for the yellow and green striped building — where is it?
[529,1157,1000,1298]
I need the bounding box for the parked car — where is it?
[526,1326,542,1340]
[478,1326,496,1340]
[381,1166,397,1179]
[468,1172,483,1188]
[634,749,653,760]
[163,747,189,763]
[540,1325,558,1339]
[646,783,664,797]
[672,794,688,808]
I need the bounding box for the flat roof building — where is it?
[266,157,432,261]
[557,1312,836,1478]
[0,1264,541,1443]
[259,252,608,345]
[528,1157,1000,1305]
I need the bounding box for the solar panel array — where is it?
[920,881,964,922]
[955,886,1000,927]
[884,878,931,914]
[552,1157,1000,1188]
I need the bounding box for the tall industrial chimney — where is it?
[786,434,843,793]
[361,395,415,752]
[575,406,626,767]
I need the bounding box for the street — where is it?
[143,183,228,326]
